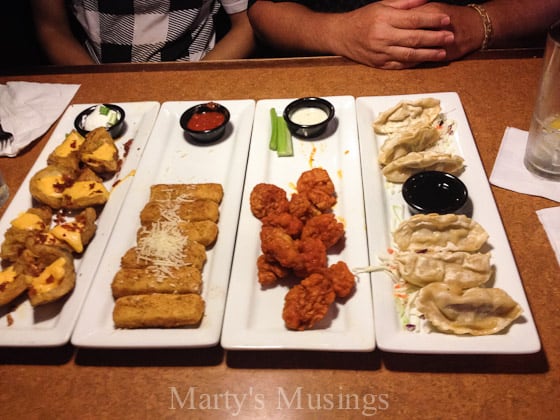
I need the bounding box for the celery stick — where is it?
[276,116,293,157]
[269,108,278,151]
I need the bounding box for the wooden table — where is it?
[1,55,558,419]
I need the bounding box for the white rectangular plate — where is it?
[221,96,375,351]
[71,99,255,348]
[357,92,541,354]
[0,101,160,346]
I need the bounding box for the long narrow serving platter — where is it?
[71,99,255,348]
[221,96,375,351]
[0,101,160,346]
[356,92,541,354]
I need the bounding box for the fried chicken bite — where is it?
[260,226,299,268]
[250,183,289,219]
[282,272,335,331]
[296,168,337,212]
[293,237,327,278]
[288,192,321,222]
[256,254,290,286]
[327,261,356,298]
[301,213,345,248]
[261,212,303,238]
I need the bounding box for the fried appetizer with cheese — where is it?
[79,127,119,175]
[47,130,85,173]
[14,243,76,306]
[0,265,28,306]
[139,199,219,224]
[61,167,110,209]
[29,165,76,209]
[111,266,202,298]
[120,239,207,271]
[149,183,224,204]
[113,293,205,328]
[137,219,218,248]
[0,207,52,262]
[49,207,98,253]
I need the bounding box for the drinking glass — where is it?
[0,170,8,206]
[523,20,560,181]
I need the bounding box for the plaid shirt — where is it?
[71,0,247,63]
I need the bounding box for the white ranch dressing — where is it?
[290,107,328,125]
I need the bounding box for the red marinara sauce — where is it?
[187,111,225,131]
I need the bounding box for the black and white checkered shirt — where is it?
[71,0,247,63]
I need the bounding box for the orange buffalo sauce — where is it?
[187,111,225,131]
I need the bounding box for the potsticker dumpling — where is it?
[373,98,441,134]
[416,282,523,335]
[394,251,492,288]
[393,213,489,252]
[378,126,440,166]
[382,151,464,183]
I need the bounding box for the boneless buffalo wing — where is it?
[250,168,355,331]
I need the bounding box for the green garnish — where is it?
[99,105,110,115]
[269,108,278,151]
[269,107,293,157]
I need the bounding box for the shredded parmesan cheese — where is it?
[136,220,189,278]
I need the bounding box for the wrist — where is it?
[467,3,494,50]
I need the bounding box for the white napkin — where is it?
[536,206,560,267]
[0,81,80,157]
[490,127,560,202]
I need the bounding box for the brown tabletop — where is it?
[0,55,558,419]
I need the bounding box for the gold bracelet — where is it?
[468,3,494,50]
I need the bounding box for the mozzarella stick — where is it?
[149,183,223,203]
[140,199,219,225]
[113,293,205,328]
[111,266,202,298]
[137,220,218,248]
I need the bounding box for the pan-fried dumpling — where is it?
[394,251,492,288]
[393,213,488,252]
[382,151,464,183]
[373,98,441,134]
[416,282,523,335]
[378,126,440,165]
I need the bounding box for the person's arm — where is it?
[248,0,455,69]
[31,0,95,65]
[203,11,256,60]
[418,0,560,61]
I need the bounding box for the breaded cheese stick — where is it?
[137,220,218,248]
[113,293,205,328]
[140,199,220,225]
[111,266,202,298]
[149,183,223,203]
[120,240,207,271]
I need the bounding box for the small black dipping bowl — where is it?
[74,103,126,138]
[402,171,468,214]
[180,102,230,143]
[283,97,335,139]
